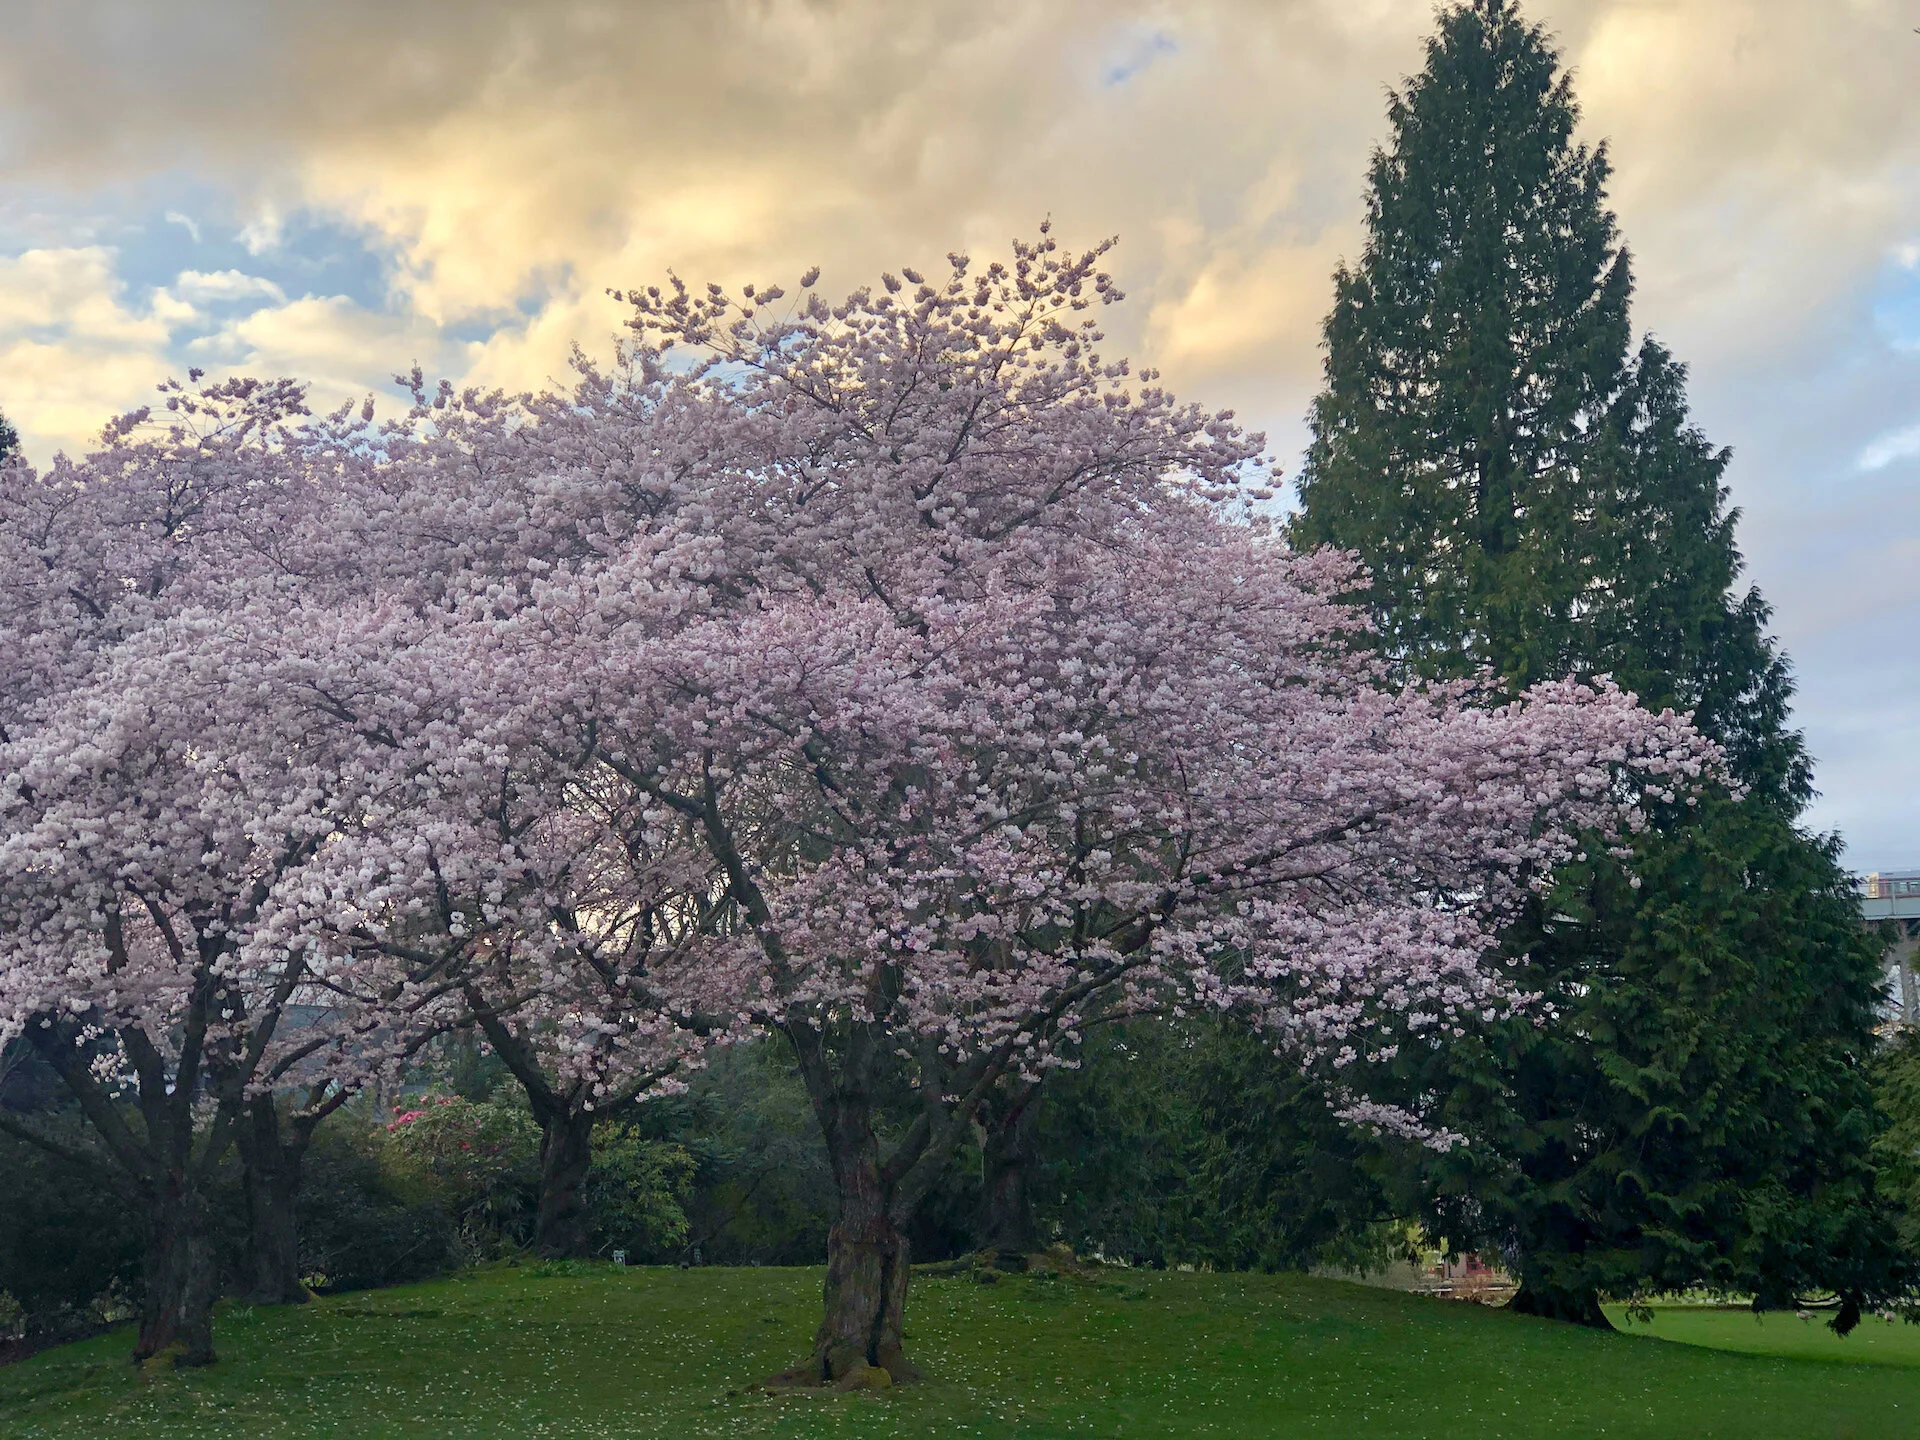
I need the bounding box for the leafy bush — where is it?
[379,1094,542,1254]
[0,1290,27,1341]
[585,1125,694,1261]
[621,1040,981,1266]
[1874,1030,1920,1256]
[0,1115,144,1345]
[294,1115,458,1293]
[637,1043,839,1265]
[1034,1018,1397,1271]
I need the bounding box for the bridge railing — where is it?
[1863,876,1920,902]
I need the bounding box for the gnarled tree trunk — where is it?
[811,1175,915,1384]
[30,1012,233,1366]
[770,1074,923,1388]
[464,989,611,1260]
[533,1110,598,1259]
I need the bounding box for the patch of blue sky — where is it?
[4,178,591,382]
[1848,250,1920,475]
[1100,27,1178,89]
[1870,248,1920,352]
[438,284,564,349]
[133,213,393,317]
[0,172,393,312]
[0,189,117,250]
[437,316,508,348]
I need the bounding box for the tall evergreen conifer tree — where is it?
[1295,0,1905,1327]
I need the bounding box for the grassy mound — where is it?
[3,1266,1917,1438]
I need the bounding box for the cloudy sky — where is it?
[1,0,1916,867]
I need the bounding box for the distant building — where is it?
[1863,871,1920,1027]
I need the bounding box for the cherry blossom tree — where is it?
[0,384,299,1361]
[410,233,1714,1385]
[0,384,457,1361]
[587,517,1704,1386]
[0,615,461,1357]
[237,359,758,1257]
[0,363,729,1343]
[248,591,724,1259]
[1,234,1716,1385]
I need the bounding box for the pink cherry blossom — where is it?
[0,234,1717,1378]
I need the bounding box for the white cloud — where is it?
[0,247,168,345]
[142,269,290,331]
[148,290,199,327]
[238,206,285,255]
[1860,422,1920,472]
[0,248,177,458]
[190,293,479,416]
[170,269,287,305]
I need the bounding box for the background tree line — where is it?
[0,1018,1400,1354]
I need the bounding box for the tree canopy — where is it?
[0,234,1711,1373]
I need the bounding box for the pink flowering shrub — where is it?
[380,1095,541,1247]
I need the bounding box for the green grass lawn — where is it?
[1612,1301,1920,1370]
[4,1266,1918,1439]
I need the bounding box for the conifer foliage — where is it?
[1294,0,1904,1327]
[1294,0,1630,689]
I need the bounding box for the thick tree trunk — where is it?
[976,1084,1041,1261]
[134,1178,218,1367]
[533,1110,598,1258]
[465,988,602,1259]
[779,1168,917,1387]
[771,1081,921,1388]
[1507,1280,1612,1329]
[236,1099,309,1306]
[815,1197,915,1383]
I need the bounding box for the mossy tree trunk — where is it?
[29,999,235,1367]
[234,1085,351,1306]
[771,1019,970,1388]
[811,1139,915,1384]
[237,1099,308,1307]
